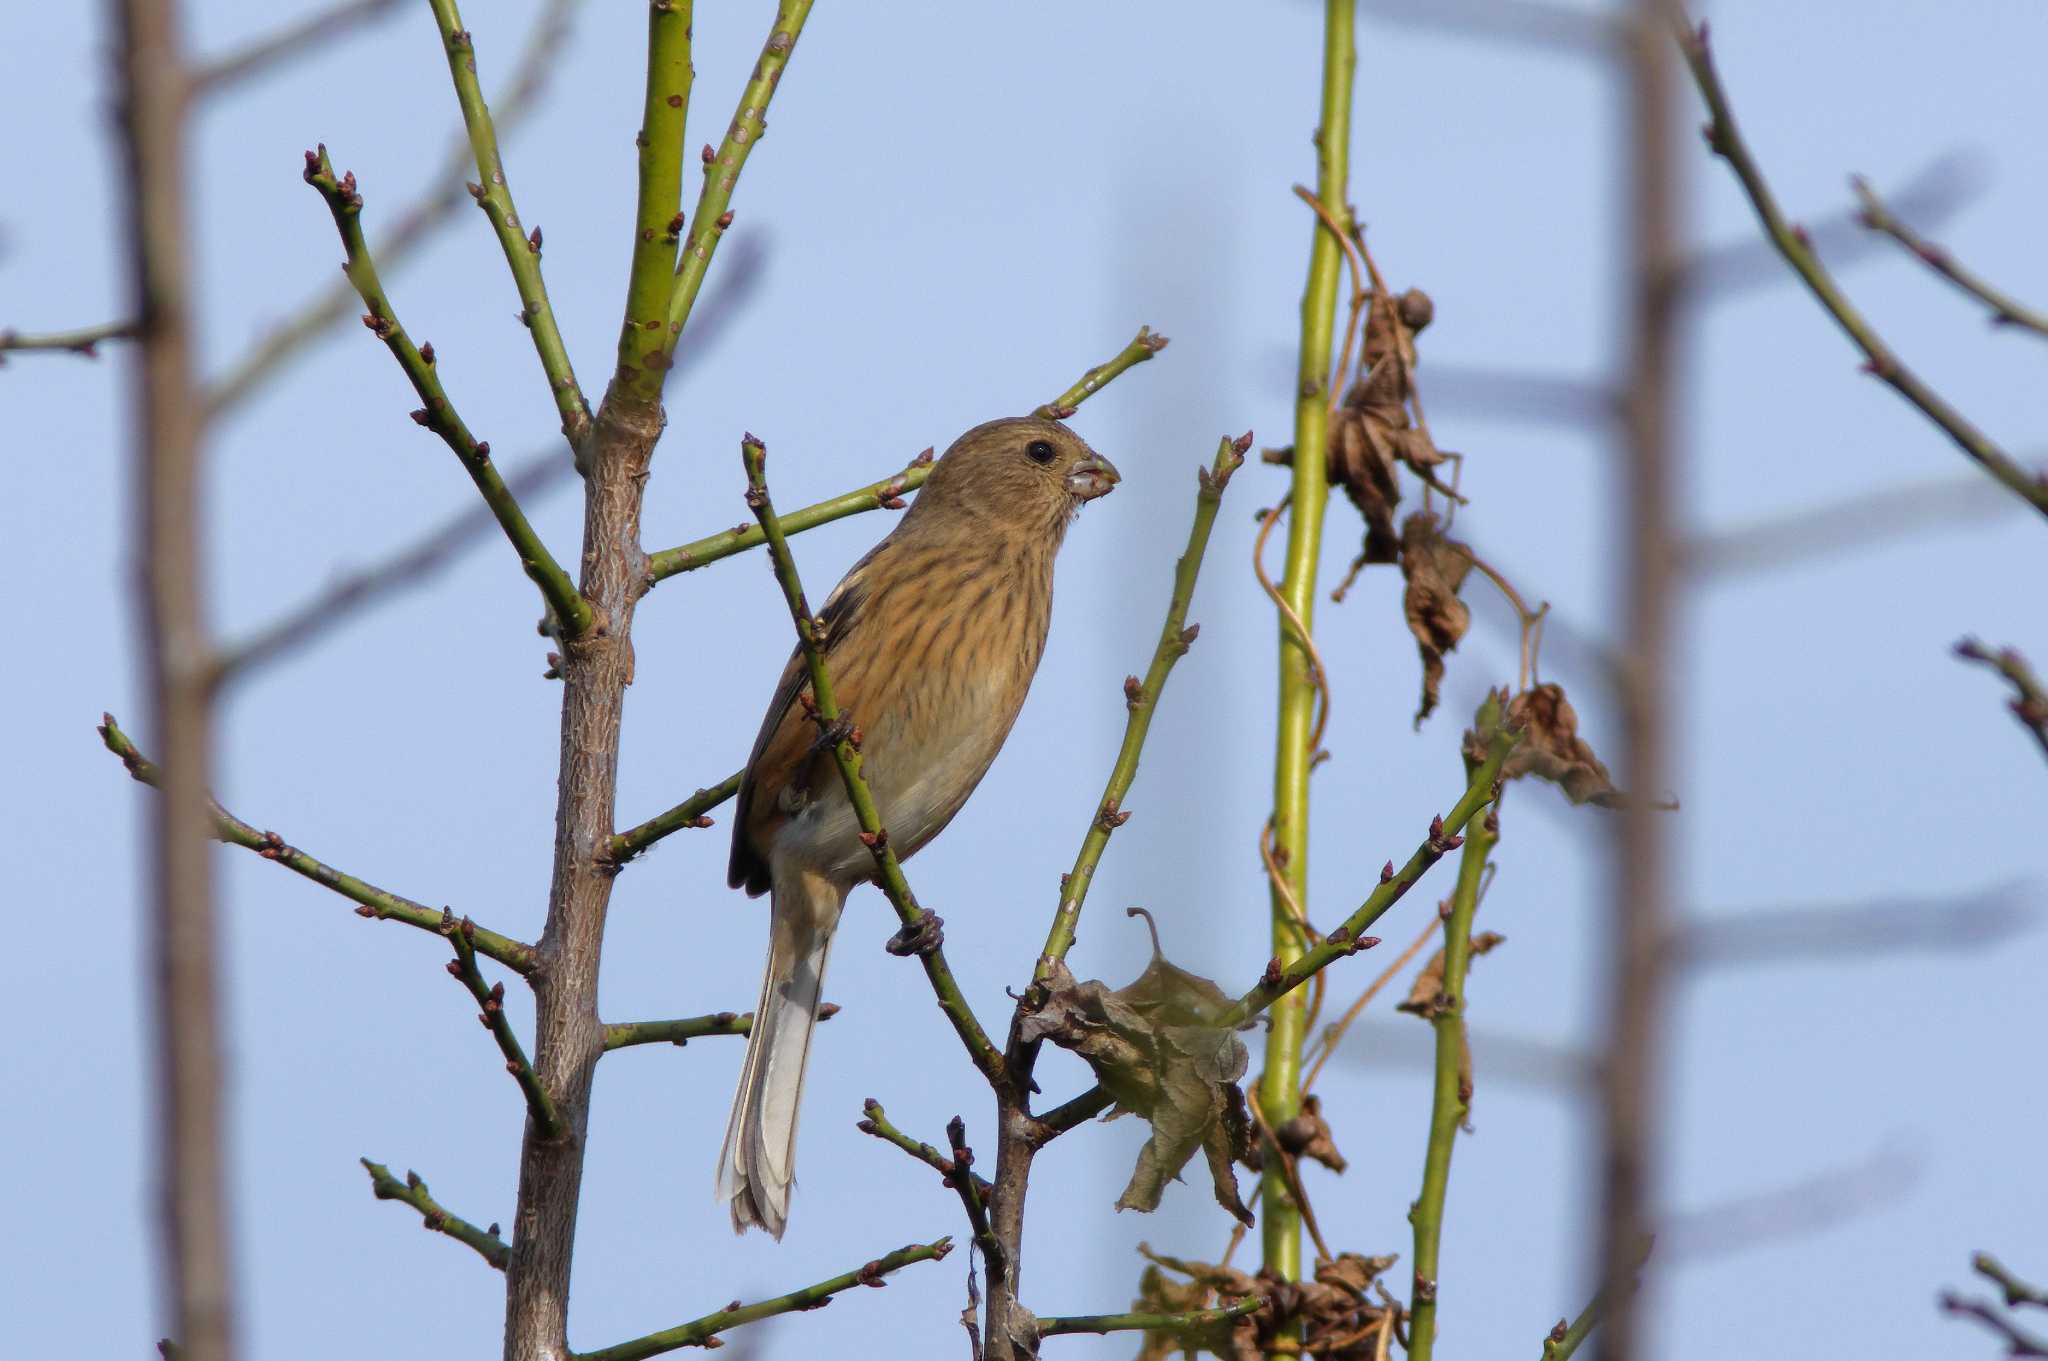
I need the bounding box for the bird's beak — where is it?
[1065,452,1121,502]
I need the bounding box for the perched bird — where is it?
[719,415,1120,1237]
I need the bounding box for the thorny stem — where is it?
[1032,434,1249,982]
[300,146,592,638]
[572,1239,954,1361]
[1036,1296,1268,1339]
[1405,788,1501,1361]
[1264,0,1355,1302]
[99,716,539,974]
[1851,177,2048,341]
[623,0,814,403]
[642,450,936,590]
[448,921,563,1138]
[360,1158,510,1270]
[741,436,1011,1093]
[618,0,693,380]
[1675,17,2048,520]
[1955,640,2048,763]
[425,0,591,448]
[113,1,234,1354]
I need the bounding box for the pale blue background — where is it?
[4,2,2043,1358]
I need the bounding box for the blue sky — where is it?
[4,2,2043,1357]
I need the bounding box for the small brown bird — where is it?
[719,415,1120,1237]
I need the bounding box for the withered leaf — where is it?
[1018,915,1253,1226]
[1501,683,1628,807]
[1274,1093,1347,1173]
[1396,931,1506,1018]
[1133,1243,1397,1361]
[1399,511,1474,728]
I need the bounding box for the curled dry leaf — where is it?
[1400,511,1474,728]
[1274,1092,1348,1174]
[1396,932,1507,1019]
[1018,912,1253,1225]
[1132,1244,1400,1360]
[1483,683,1630,808]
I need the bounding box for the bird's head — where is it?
[910,415,1121,541]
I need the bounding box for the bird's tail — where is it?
[718,867,845,1238]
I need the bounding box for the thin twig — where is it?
[99,715,538,973]
[603,770,742,865]
[360,1158,510,1270]
[204,0,580,417]
[1036,1296,1267,1340]
[424,0,590,447]
[1679,472,2014,578]
[1253,500,1332,757]
[190,0,403,95]
[1852,177,2048,340]
[1301,913,1436,1092]
[947,1117,1007,1286]
[1031,434,1248,982]
[1031,325,1170,418]
[1955,640,2048,762]
[300,145,591,638]
[1977,1255,2048,1312]
[1675,17,2048,520]
[741,436,1010,1094]
[857,1100,978,1187]
[0,320,138,359]
[446,918,561,1138]
[1941,1296,2048,1359]
[573,1239,954,1361]
[602,1003,837,1052]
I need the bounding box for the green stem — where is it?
[643,452,934,589]
[0,320,136,356]
[1955,639,2048,763]
[1033,434,1247,981]
[601,1004,836,1051]
[1036,1296,1267,1339]
[624,0,814,403]
[603,768,741,864]
[618,0,694,379]
[299,146,591,638]
[98,714,538,973]
[1406,784,1501,1361]
[447,919,561,1138]
[856,1099,965,1182]
[1851,178,2048,341]
[573,1238,953,1361]
[424,0,591,447]
[1263,0,1355,1295]
[741,437,1011,1095]
[1675,20,2048,520]
[1031,326,1169,416]
[360,1158,509,1270]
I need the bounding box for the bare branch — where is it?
[1956,640,2048,762]
[1672,882,2038,967]
[0,320,138,359]
[190,0,405,96]
[1853,175,2048,340]
[601,1004,837,1053]
[361,1158,510,1270]
[447,919,562,1138]
[1680,473,2017,578]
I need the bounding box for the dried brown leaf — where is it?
[1501,683,1629,807]
[1019,926,1253,1226]
[1396,931,1506,1018]
[1274,1093,1347,1174]
[1399,511,1474,728]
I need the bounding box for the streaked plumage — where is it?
[719,415,1119,1237]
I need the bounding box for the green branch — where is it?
[424,0,591,446]
[618,0,694,379]
[1031,326,1169,417]
[1675,19,2048,520]
[1407,767,1503,1361]
[604,769,741,865]
[1263,0,1356,1290]
[446,918,560,1138]
[573,1238,953,1361]
[602,1003,837,1051]
[0,320,136,357]
[360,1158,509,1270]
[621,0,814,403]
[741,436,1011,1096]
[1976,1253,2048,1311]
[1032,433,1248,982]
[1037,1296,1267,1339]
[1851,177,2048,341]
[99,715,537,973]
[300,146,592,638]
[642,451,934,589]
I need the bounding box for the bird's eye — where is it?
[1025,440,1058,464]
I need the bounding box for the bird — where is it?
[718,414,1121,1237]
